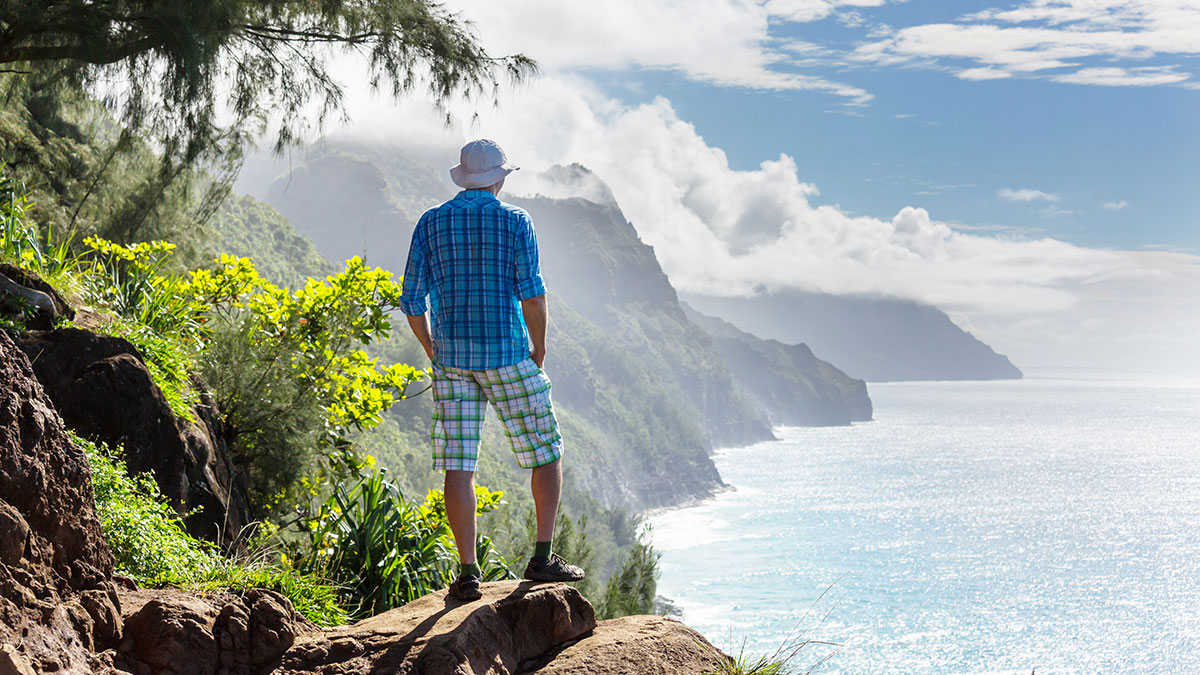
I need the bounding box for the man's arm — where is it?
[406,313,436,363]
[400,217,434,363]
[513,211,548,368]
[521,294,548,368]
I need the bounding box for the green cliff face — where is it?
[682,303,873,426]
[507,194,775,449]
[211,194,335,287]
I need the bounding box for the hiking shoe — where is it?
[448,572,483,601]
[523,553,586,582]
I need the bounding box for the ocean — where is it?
[649,375,1200,674]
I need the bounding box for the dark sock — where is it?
[533,540,552,560]
[460,562,481,578]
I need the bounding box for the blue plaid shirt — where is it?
[400,190,547,369]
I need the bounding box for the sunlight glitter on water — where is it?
[651,377,1200,674]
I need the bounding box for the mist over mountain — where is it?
[682,291,1023,382]
[682,303,872,426]
[235,140,887,514]
[504,192,772,448]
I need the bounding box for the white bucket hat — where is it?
[449,139,519,188]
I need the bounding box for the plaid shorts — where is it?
[430,357,563,472]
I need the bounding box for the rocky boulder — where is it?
[526,615,723,674]
[110,587,311,675]
[15,328,249,544]
[0,264,73,331]
[0,330,120,673]
[279,581,596,675]
[100,581,658,675]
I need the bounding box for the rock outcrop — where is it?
[111,587,311,675]
[529,615,723,674]
[0,264,73,330]
[279,581,595,674]
[96,580,713,675]
[15,328,249,543]
[0,330,120,673]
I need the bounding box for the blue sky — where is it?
[332,0,1200,372]
[641,72,1199,250]
[582,2,1200,252]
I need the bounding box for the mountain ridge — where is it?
[682,290,1023,382]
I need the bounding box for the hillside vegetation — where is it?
[0,84,656,626]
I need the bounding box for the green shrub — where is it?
[72,237,427,514]
[76,432,348,626]
[597,529,659,619]
[188,563,348,628]
[199,318,327,507]
[82,432,216,583]
[289,469,514,618]
[0,163,78,284]
[704,651,792,675]
[187,253,426,513]
[80,237,203,341]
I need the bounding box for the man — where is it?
[400,139,585,602]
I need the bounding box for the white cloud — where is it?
[957,67,1014,81]
[441,0,873,104]
[325,67,1199,374]
[1053,66,1192,86]
[967,251,1200,375]
[855,1,1200,89]
[764,0,891,23]
[1103,200,1130,211]
[1039,204,1077,219]
[999,188,1060,202]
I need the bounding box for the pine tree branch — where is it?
[240,25,381,44]
[0,36,164,66]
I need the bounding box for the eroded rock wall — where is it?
[16,328,249,544]
[0,331,120,673]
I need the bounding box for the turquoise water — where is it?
[650,376,1200,674]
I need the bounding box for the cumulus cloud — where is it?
[342,75,1139,321]
[999,188,1060,202]
[854,1,1200,89]
[1103,200,1130,211]
[440,0,873,104]
[317,65,1200,373]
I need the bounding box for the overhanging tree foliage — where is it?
[0,1,534,146]
[0,1,534,242]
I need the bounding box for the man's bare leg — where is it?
[531,459,562,543]
[524,458,585,581]
[444,470,478,565]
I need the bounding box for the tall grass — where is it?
[0,163,80,287]
[290,470,514,618]
[703,579,846,675]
